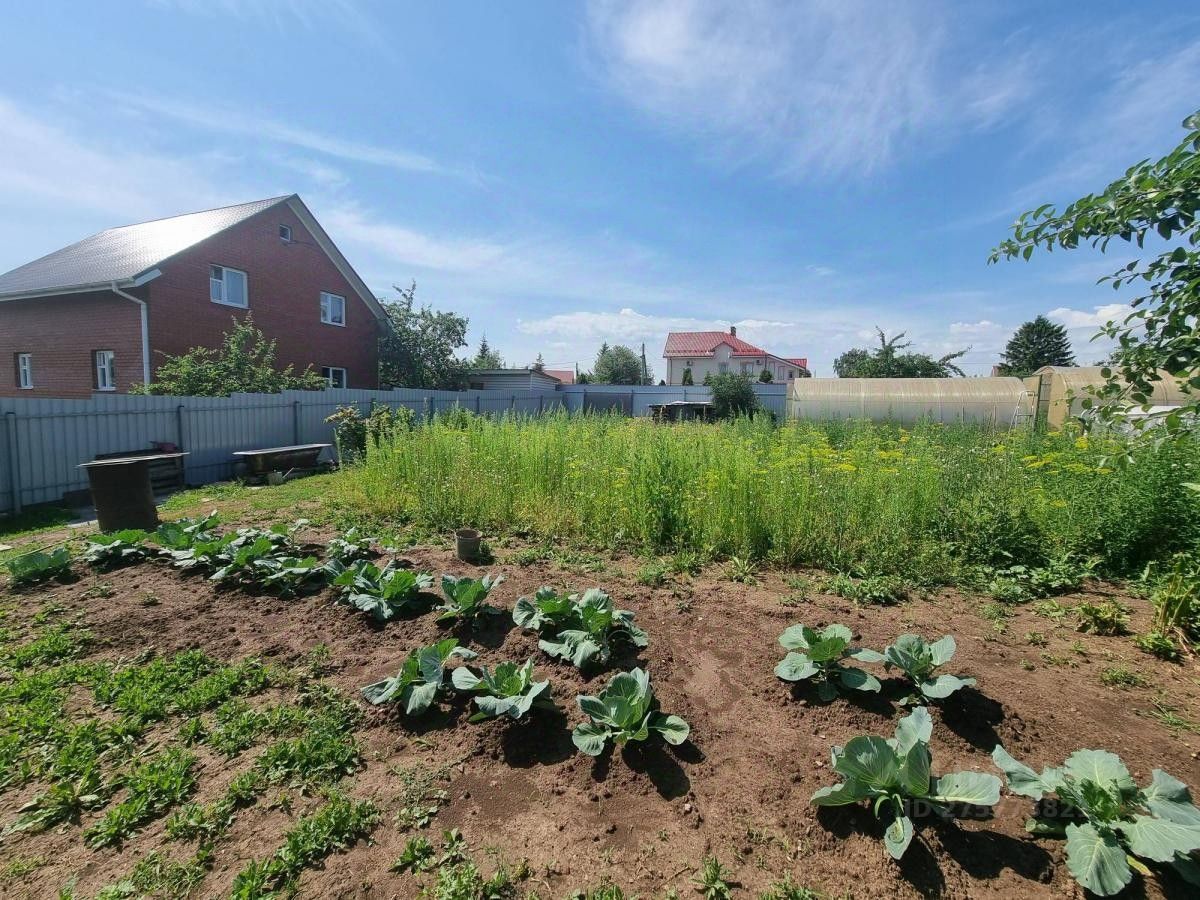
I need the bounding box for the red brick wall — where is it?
[147,205,380,388]
[0,291,144,398]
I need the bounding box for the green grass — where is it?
[336,414,1199,581]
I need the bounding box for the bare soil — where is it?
[2,539,1199,899]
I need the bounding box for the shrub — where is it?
[773,623,882,701]
[708,372,758,420]
[1075,601,1130,636]
[571,668,689,756]
[813,708,1001,859]
[992,746,1200,895]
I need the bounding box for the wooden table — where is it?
[79,452,189,532]
[231,444,331,483]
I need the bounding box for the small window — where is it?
[15,353,33,389]
[210,264,248,308]
[320,291,346,326]
[94,350,116,391]
[279,224,292,242]
[718,362,728,374]
[321,366,347,389]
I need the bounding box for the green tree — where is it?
[834,329,967,378]
[532,353,546,373]
[708,372,759,419]
[996,315,1075,377]
[379,281,468,390]
[992,111,1200,440]
[592,344,646,385]
[681,367,694,386]
[470,335,505,369]
[758,368,773,383]
[132,315,325,396]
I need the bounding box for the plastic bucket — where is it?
[455,528,481,562]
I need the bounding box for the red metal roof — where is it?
[663,331,766,357]
[543,368,575,384]
[784,357,808,369]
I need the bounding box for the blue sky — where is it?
[0,1,1197,377]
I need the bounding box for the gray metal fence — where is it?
[0,387,562,515]
[0,383,788,515]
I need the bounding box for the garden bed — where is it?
[1,527,1197,898]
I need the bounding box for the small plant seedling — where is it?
[514,586,648,670]
[773,623,883,701]
[325,527,375,564]
[360,639,476,715]
[572,668,689,756]
[390,835,436,873]
[437,573,504,624]
[692,855,735,899]
[992,746,1200,895]
[883,634,975,703]
[5,548,72,586]
[451,658,553,722]
[725,556,759,584]
[812,707,1001,859]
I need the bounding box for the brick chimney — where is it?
[730,325,737,337]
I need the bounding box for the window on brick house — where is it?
[15,353,33,389]
[210,264,248,308]
[94,350,116,391]
[320,291,346,326]
[279,224,292,242]
[321,366,347,389]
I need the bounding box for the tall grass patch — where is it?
[337,414,1198,579]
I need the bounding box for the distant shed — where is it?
[787,377,1034,427]
[1025,366,1188,429]
[465,368,563,391]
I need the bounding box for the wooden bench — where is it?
[231,444,332,484]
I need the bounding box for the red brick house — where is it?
[0,195,387,397]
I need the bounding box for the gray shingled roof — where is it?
[0,196,291,297]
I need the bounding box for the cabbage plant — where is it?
[326,527,374,565]
[83,530,152,569]
[451,659,553,722]
[774,623,883,701]
[571,668,689,756]
[437,573,504,624]
[360,638,476,715]
[514,587,648,670]
[330,561,434,623]
[812,707,1000,859]
[255,556,328,597]
[5,548,72,586]
[883,634,975,703]
[149,513,221,554]
[992,746,1200,895]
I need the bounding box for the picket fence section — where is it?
[0,383,787,515]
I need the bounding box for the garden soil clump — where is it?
[2,544,1199,899]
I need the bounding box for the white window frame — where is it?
[321,366,347,389]
[94,350,116,392]
[16,353,33,389]
[210,264,249,308]
[279,224,292,242]
[320,291,346,326]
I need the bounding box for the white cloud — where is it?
[1047,303,1133,329]
[319,204,508,273]
[949,319,1004,336]
[585,0,1034,177]
[108,92,458,178]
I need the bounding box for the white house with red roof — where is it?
[663,327,807,385]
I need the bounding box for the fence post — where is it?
[4,411,21,514]
[424,396,432,423]
[175,404,187,450]
[475,395,481,414]
[510,394,516,412]
[538,394,544,415]
[292,400,302,445]
[628,391,635,417]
